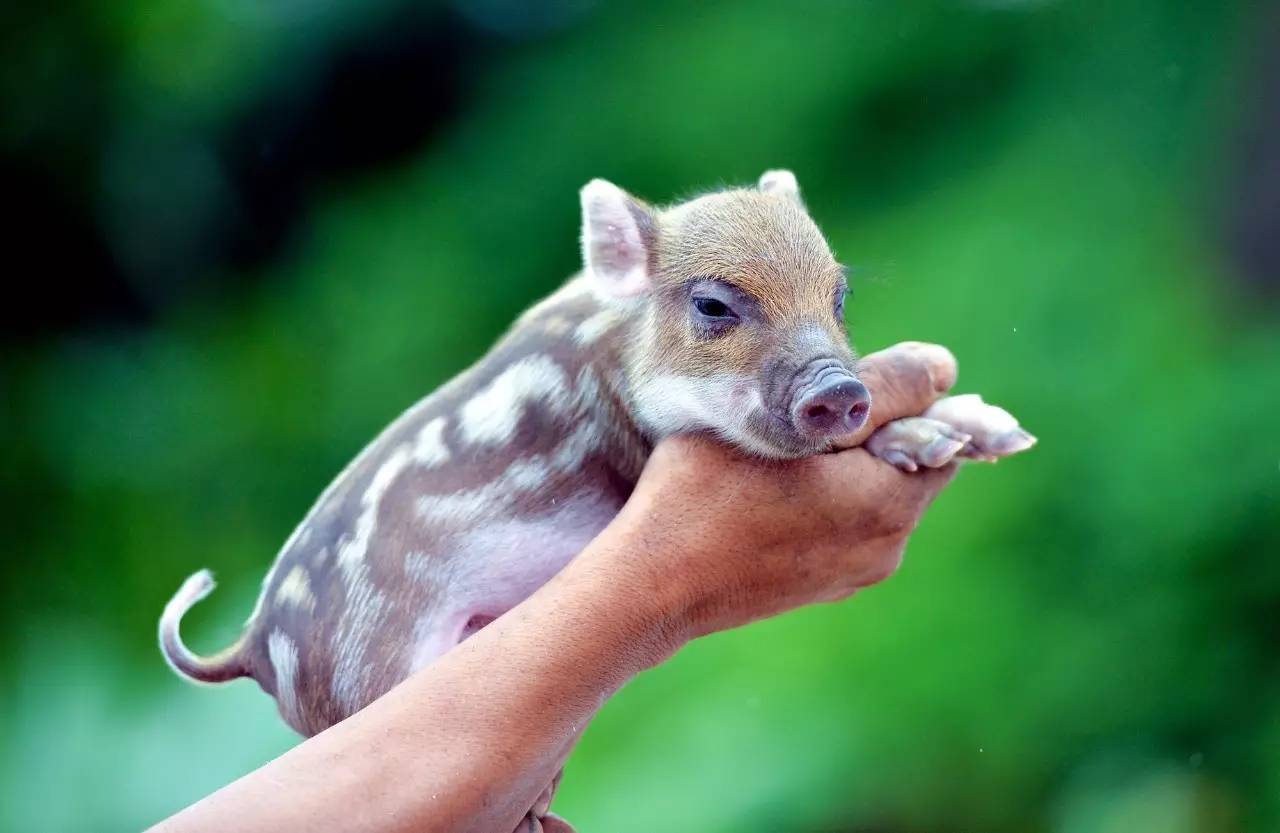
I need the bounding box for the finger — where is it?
[839,342,958,448]
[814,448,957,520]
[531,769,564,817]
[885,461,959,529]
[911,461,959,502]
[540,814,577,833]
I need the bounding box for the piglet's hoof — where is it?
[923,393,1037,462]
[865,417,970,472]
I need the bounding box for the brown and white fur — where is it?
[160,171,1034,820]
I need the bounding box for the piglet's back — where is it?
[159,276,648,735]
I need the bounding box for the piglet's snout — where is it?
[791,368,871,440]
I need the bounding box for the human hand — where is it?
[598,341,960,643]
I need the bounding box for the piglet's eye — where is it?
[693,297,736,319]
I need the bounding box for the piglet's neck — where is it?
[508,276,654,486]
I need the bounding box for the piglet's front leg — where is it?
[866,394,1036,472]
[864,417,970,472]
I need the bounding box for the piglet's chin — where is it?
[734,411,838,460]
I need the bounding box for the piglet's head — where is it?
[581,170,867,459]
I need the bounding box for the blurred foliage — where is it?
[2,1,1279,832]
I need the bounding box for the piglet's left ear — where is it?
[580,179,656,299]
[759,169,804,207]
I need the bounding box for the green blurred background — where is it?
[3,1,1279,831]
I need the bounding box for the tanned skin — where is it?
[150,341,959,833]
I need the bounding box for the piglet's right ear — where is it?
[580,179,655,298]
[759,169,804,207]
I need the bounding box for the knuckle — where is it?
[866,489,925,540]
[866,497,911,534]
[862,342,955,404]
[863,364,928,417]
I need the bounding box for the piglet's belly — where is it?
[263,493,622,734]
[405,494,621,674]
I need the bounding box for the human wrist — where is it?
[561,516,698,675]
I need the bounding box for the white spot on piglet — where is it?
[458,356,571,446]
[413,417,451,468]
[416,415,606,529]
[338,444,412,575]
[276,565,316,613]
[417,457,552,528]
[331,569,388,713]
[573,308,621,346]
[268,630,300,724]
[328,444,409,712]
[544,316,571,337]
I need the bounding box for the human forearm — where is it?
[153,522,678,833]
[152,341,966,833]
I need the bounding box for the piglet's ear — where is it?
[759,169,804,207]
[580,179,655,298]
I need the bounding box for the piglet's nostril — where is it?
[806,404,832,421]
